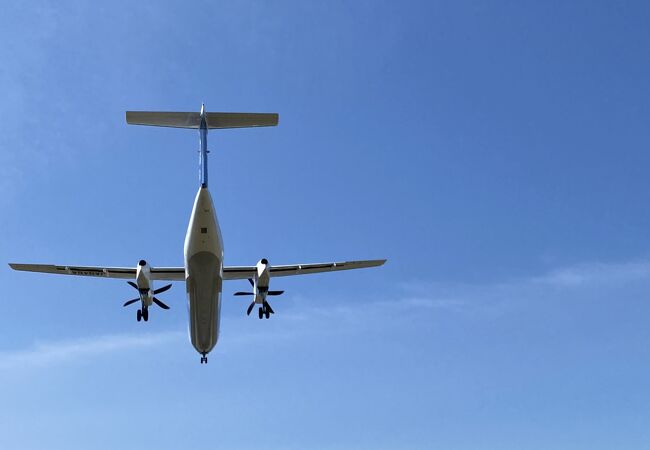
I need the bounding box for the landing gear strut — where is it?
[200,353,208,364]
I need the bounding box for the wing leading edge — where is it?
[8,263,185,281]
[222,259,387,280]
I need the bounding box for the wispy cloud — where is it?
[531,261,650,287]
[273,259,650,325]
[0,331,184,370]
[5,259,650,367]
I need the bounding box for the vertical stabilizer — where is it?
[199,104,209,188]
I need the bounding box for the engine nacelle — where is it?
[136,260,152,291]
[239,258,282,318]
[253,258,271,303]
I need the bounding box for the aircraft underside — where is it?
[184,186,224,363]
[8,104,386,364]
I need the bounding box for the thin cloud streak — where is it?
[285,259,650,323]
[532,261,650,287]
[0,331,184,370]
[5,259,650,367]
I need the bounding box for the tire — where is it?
[137,309,142,322]
[143,308,149,322]
[265,308,270,319]
[258,307,263,319]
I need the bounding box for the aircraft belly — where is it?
[184,187,224,356]
[187,251,222,354]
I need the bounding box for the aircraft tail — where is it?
[126,104,279,188]
[125,111,279,129]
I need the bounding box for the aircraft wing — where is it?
[222,259,387,280]
[10,259,385,281]
[8,264,185,281]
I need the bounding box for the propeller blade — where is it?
[123,298,140,307]
[246,302,255,316]
[265,302,275,314]
[248,278,254,287]
[127,281,138,290]
[268,290,284,296]
[153,283,172,295]
[152,297,170,310]
[234,292,254,296]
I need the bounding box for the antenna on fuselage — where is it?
[125,105,279,187]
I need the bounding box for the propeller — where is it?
[123,298,140,307]
[234,291,284,296]
[235,279,283,296]
[153,297,170,309]
[123,282,172,309]
[153,284,172,295]
[236,278,283,316]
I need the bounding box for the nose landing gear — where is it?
[200,353,208,364]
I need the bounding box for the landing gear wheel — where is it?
[265,307,270,319]
[137,309,142,322]
[258,307,263,319]
[143,308,149,322]
[200,355,208,364]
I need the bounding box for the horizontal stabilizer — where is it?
[126,111,279,129]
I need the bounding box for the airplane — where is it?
[9,105,386,364]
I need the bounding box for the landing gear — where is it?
[258,303,272,319]
[200,353,208,364]
[136,307,149,322]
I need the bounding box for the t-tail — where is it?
[126,104,279,187]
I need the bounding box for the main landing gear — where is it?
[258,302,272,320]
[200,353,208,364]
[136,307,149,322]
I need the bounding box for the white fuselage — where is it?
[183,186,223,355]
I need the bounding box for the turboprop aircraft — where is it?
[9,105,386,364]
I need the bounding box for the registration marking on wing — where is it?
[66,267,108,277]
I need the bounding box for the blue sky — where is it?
[2,0,650,448]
